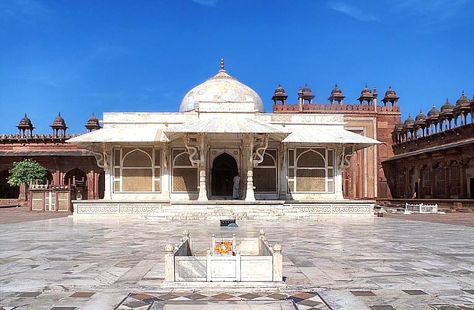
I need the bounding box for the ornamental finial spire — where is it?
[220,58,225,71]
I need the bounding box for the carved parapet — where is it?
[273,103,386,113]
[0,133,75,144]
[273,102,403,114]
[378,105,400,112]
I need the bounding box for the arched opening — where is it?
[254,150,277,193]
[0,170,19,198]
[433,162,447,198]
[121,148,153,192]
[45,170,53,185]
[64,168,87,200]
[420,165,431,198]
[295,149,326,192]
[172,150,198,193]
[211,153,238,197]
[448,160,460,198]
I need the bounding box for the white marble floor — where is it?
[0,215,473,309]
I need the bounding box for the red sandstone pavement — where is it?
[0,206,70,224]
[386,212,474,227]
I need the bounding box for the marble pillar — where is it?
[245,169,255,201]
[164,244,175,282]
[198,169,207,201]
[279,144,288,199]
[197,134,208,201]
[161,146,171,199]
[245,135,255,201]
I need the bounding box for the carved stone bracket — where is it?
[183,134,201,167]
[93,152,105,168]
[339,145,355,170]
[92,149,111,169]
[252,134,269,167]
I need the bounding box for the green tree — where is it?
[7,159,47,188]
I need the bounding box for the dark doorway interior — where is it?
[211,153,238,197]
[64,168,87,200]
[470,178,474,199]
[0,170,19,198]
[98,171,105,199]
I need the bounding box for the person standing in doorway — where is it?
[233,174,240,199]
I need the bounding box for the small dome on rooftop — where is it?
[427,105,440,118]
[273,84,286,95]
[358,83,374,102]
[403,114,414,127]
[331,84,343,96]
[382,86,399,103]
[329,83,345,102]
[440,98,454,112]
[85,113,101,131]
[360,83,372,96]
[456,91,470,106]
[415,110,426,123]
[394,122,404,131]
[298,84,314,99]
[51,113,66,129]
[17,114,33,129]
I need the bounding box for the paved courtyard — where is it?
[0,215,473,309]
[0,206,69,225]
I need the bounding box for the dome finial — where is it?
[220,58,225,71]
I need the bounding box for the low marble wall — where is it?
[240,256,273,281]
[286,203,374,215]
[175,256,206,282]
[73,201,165,214]
[73,200,374,217]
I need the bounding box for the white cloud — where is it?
[327,1,379,22]
[390,0,470,24]
[192,0,219,7]
[0,0,49,23]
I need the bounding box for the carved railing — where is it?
[0,133,79,144]
[392,122,474,155]
[273,103,400,113]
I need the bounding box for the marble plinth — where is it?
[73,199,374,218]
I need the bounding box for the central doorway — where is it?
[211,153,238,198]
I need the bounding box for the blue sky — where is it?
[0,0,473,133]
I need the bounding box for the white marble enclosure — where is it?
[165,230,283,282]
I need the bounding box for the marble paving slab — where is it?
[0,216,473,309]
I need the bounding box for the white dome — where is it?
[179,62,264,113]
